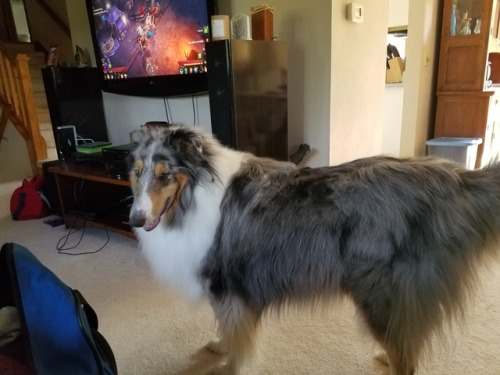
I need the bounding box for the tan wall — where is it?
[0,112,33,182]
[24,0,73,63]
[66,0,95,66]
[329,0,389,165]
[400,0,440,157]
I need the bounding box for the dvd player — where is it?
[101,143,134,178]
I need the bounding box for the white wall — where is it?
[103,93,212,145]
[400,0,440,157]
[388,0,409,26]
[329,1,388,165]
[384,85,405,156]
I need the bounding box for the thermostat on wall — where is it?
[347,3,364,23]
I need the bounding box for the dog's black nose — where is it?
[129,210,146,228]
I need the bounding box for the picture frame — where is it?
[47,46,59,67]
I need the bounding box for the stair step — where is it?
[41,128,56,148]
[34,92,48,105]
[46,147,57,160]
[37,111,51,123]
[35,93,48,105]
[38,121,53,132]
[47,147,58,161]
[36,103,49,113]
[37,147,58,166]
[29,53,46,66]
[31,80,45,92]
[30,69,43,80]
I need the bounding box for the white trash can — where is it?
[425,137,482,170]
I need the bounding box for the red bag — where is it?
[10,176,50,220]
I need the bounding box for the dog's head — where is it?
[128,124,216,231]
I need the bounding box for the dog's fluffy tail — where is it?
[458,162,500,257]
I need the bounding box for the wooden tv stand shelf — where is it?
[48,163,135,239]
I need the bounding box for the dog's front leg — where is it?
[206,296,261,375]
[205,338,229,355]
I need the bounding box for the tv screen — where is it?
[85,0,216,97]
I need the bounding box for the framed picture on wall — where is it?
[47,46,59,67]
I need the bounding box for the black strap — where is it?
[12,192,26,221]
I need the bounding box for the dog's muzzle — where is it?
[129,207,162,232]
[129,209,146,228]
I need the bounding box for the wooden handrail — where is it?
[0,43,47,176]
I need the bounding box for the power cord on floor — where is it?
[55,175,110,256]
[56,217,110,256]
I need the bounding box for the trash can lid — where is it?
[425,137,483,146]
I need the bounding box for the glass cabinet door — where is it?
[450,0,484,36]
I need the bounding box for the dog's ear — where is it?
[130,122,171,145]
[130,128,145,145]
[169,129,204,157]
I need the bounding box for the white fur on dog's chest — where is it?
[134,147,246,301]
[135,183,225,301]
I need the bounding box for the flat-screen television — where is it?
[85,0,217,97]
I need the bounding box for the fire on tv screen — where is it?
[87,0,213,96]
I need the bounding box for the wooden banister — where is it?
[0,43,47,176]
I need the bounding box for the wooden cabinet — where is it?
[48,164,135,239]
[434,0,500,166]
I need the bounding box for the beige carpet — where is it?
[0,211,499,374]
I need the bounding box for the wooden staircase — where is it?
[0,41,57,177]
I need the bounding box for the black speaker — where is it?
[206,40,288,161]
[42,67,108,159]
[206,40,236,149]
[42,160,62,215]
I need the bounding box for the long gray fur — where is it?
[200,155,500,372]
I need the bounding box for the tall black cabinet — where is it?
[42,67,108,158]
[206,40,288,161]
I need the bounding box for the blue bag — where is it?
[0,243,117,375]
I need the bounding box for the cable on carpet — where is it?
[56,175,110,256]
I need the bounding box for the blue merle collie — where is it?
[128,124,500,375]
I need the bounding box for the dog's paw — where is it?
[205,340,229,355]
[374,349,389,366]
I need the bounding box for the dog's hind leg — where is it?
[346,273,423,375]
[382,346,416,375]
[360,307,418,375]
[207,296,261,375]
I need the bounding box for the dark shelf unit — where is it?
[48,164,135,239]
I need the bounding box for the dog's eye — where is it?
[134,169,141,177]
[158,172,171,182]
